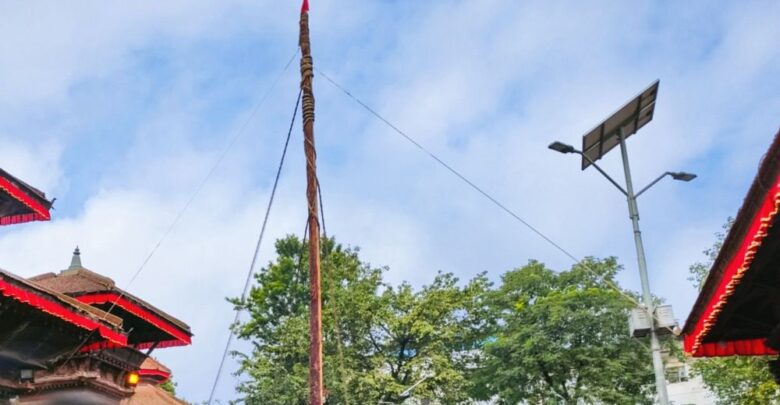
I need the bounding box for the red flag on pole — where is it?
[302,0,309,13]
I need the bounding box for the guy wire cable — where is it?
[315,68,675,332]
[62,48,300,366]
[207,88,302,405]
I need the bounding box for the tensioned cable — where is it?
[120,49,298,294]
[207,89,302,405]
[315,68,674,332]
[315,68,576,262]
[63,49,299,366]
[315,177,352,404]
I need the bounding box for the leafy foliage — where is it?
[230,235,491,404]
[230,235,657,404]
[472,258,654,404]
[687,218,780,404]
[693,356,779,404]
[160,377,177,396]
[687,218,733,289]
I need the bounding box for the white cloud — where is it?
[0,0,778,402]
[0,138,63,192]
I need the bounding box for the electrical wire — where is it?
[61,49,299,369]
[206,89,302,405]
[315,68,675,332]
[125,49,299,296]
[314,175,353,405]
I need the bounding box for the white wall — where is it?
[668,375,716,405]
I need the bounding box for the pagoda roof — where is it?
[120,357,187,405]
[0,269,127,368]
[32,258,192,350]
[120,384,188,405]
[0,168,52,226]
[683,128,780,357]
[138,357,172,384]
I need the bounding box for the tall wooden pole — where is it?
[299,1,324,404]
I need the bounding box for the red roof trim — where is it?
[80,338,187,354]
[76,293,192,347]
[139,368,171,383]
[0,213,50,226]
[0,279,126,347]
[135,339,188,350]
[684,175,780,357]
[0,175,51,225]
[684,337,777,357]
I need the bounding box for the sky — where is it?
[1,0,779,402]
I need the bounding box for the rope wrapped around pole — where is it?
[299,5,324,405]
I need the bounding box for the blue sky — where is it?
[1,0,779,402]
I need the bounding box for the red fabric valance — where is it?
[684,175,780,357]
[0,279,126,347]
[685,337,777,357]
[81,338,187,353]
[139,368,171,383]
[77,293,192,348]
[0,174,51,226]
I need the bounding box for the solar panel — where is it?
[581,80,659,170]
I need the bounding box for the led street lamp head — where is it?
[549,141,576,154]
[669,172,697,182]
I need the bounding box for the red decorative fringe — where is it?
[80,341,123,352]
[81,338,187,353]
[0,213,49,226]
[0,176,51,223]
[685,337,777,357]
[138,368,171,383]
[684,175,780,357]
[0,280,126,347]
[135,339,188,350]
[77,293,192,347]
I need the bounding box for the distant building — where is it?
[664,354,716,405]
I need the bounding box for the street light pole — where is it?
[548,137,696,404]
[617,130,669,405]
[548,80,698,404]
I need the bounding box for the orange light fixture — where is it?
[126,372,140,386]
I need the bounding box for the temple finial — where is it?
[69,246,82,269]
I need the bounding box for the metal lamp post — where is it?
[549,137,695,404]
[547,80,696,405]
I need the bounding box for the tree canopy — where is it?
[231,236,491,404]
[231,236,654,404]
[473,258,654,404]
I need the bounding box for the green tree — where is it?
[160,377,177,396]
[687,219,732,289]
[687,218,780,404]
[473,258,654,404]
[230,235,491,404]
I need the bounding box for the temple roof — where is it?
[120,357,185,404]
[0,268,127,368]
[683,128,780,357]
[0,168,52,226]
[120,384,188,405]
[138,357,172,384]
[31,249,192,349]
[0,269,124,330]
[140,357,171,375]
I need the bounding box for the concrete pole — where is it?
[618,130,669,404]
